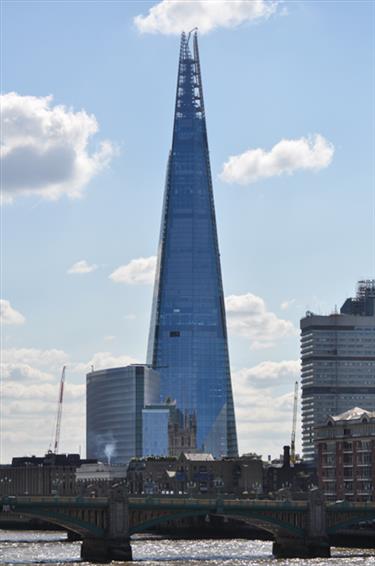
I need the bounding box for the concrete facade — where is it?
[300,280,375,461]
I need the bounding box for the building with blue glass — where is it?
[147,32,238,458]
[86,365,160,465]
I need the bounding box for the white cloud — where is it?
[1,92,115,203]
[67,259,98,274]
[0,299,26,325]
[2,347,69,370]
[2,363,53,382]
[109,256,156,285]
[73,351,138,374]
[220,134,334,185]
[234,360,300,389]
[1,348,81,462]
[280,298,296,311]
[0,346,138,462]
[232,361,301,457]
[225,293,296,349]
[134,0,279,35]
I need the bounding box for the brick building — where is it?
[0,453,97,496]
[316,407,375,501]
[127,453,263,496]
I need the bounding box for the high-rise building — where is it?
[147,31,238,458]
[86,365,159,465]
[301,280,375,461]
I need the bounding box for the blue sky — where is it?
[1,0,374,463]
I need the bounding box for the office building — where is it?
[301,280,375,461]
[86,365,159,465]
[147,31,238,458]
[316,407,375,501]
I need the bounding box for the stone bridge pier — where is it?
[81,485,132,563]
[273,489,330,558]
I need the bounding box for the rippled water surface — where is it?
[0,530,374,565]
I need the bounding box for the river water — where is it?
[0,530,374,565]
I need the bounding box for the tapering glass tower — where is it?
[147,32,238,458]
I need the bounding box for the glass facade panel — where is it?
[86,365,159,465]
[147,32,238,458]
[142,409,169,457]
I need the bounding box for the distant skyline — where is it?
[1,1,374,463]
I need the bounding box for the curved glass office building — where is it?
[147,32,238,458]
[86,365,159,465]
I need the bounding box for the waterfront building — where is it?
[126,452,263,496]
[75,463,127,496]
[0,453,95,496]
[300,280,375,461]
[316,407,375,501]
[263,446,317,495]
[147,31,238,458]
[86,365,159,465]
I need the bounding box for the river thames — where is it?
[0,531,374,565]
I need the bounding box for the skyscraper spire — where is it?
[147,32,238,458]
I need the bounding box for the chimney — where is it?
[283,445,290,468]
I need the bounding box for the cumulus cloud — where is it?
[134,0,279,35]
[0,346,138,462]
[2,363,53,382]
[109,256,156,285]
[67,260,98,274]
[2,347,69,370]
[225,293,296,349]
[235,360,300,389]
[1,348,80,462]
[73,351,138,374]
[220,134,334,185]
[1,92,115,203]
[0,299,26,325]
[232,361,301,456]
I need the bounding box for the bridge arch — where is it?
[130,508,305,538]
[9,508,105,538]
[328,513,375,534]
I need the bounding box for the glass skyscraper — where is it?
[147,32,238,458]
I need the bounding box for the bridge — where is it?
[1,488,375,562]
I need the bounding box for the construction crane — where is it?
[290,381,298,465]
[51,366,66,455]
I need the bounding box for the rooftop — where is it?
[331,407,375,423]
[182,453,214,462]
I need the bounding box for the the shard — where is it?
[147,31,238,458]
